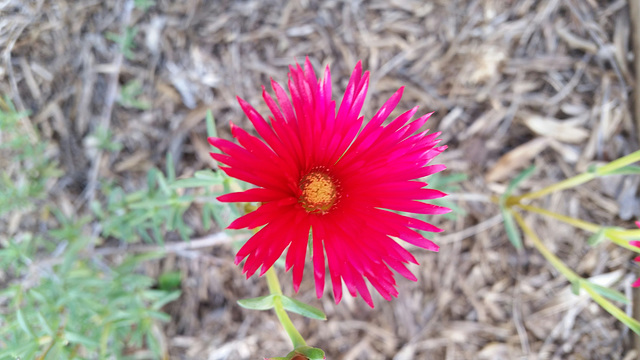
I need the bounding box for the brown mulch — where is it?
[2,0,640,359]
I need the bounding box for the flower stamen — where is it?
[299,169,339,214]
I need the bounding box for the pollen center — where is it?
[299,169,339,214]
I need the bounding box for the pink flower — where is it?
[209,58,449,307]
[632,221,640,288]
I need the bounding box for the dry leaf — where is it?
[485,137,549,182]
[523,115,589,144]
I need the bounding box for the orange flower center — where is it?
[298,169,339,214]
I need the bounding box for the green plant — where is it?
[85,125,123,153]
[105,27,137,61]
[0,98,61,215]
[499,151,640,334]
[117,79,150,110]
[134,0,155,11]
[92,153,240,245]
[0,98,213,359]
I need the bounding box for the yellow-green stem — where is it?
[512,150,640,202]
[265,266,283,296]
[516,204,640,253]
[582,285,640,335]
[265,267,307,349]
[595,149,640,175]
[511,211,579,282]
[512,210,640,335]
[511,173,595,203]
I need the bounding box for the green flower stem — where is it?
[511,210,579,282]
[595,149,640,175]
[516,204,640,253]
[266,266,283,296]
[609,228,640,240]
[510,173,595,203]
[582,285,640,335]
[265,267,307,349]
[511,149,640,203]
[516,203,598,232]
[512,210,640,335]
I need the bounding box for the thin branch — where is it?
[82,0,135,204]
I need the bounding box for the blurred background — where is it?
[1,0,640,359]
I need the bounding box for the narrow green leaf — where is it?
[128,198,172,209]
[65,331,100,348]
[237,295,276,311]
[202,203,212,230]
[152,216,163,243]
[155,170,171,195]
[583,285,640,335]
[280,296,326,320]
[170,173,221,189]
[147,310,172,322]
[194,169,220,181]
[587,228,606,246]
[100,323,112,358]
[571,280,581,296]
[90,199,103,217]
[583,281,629,304]
[501,207,523,249]
[293,346,326,360]
[169,178,205,189]
[139,225,154,243]
[151,290,181,310]
[16,309,34,338]
[167,169,225,190]
[600,165,640,175]
[166,152,175,182]
[503,165,536,199]
[36,311,53,335]
[118,251,166,271]
[158,271,182,291]
[147,167,158,190]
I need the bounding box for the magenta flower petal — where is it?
[209,58,448,307]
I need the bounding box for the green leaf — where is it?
[16,309,34,338]
[158,271,182,291]
[503,165,536,199]
[65,331,100,348]
[600,165,640,175]
[147,310,172,322]
[166,152,175,182]
[237,295,276,311]
[155,171,171,195]
[194,170,220,181]
[583,281,629,304]
[429,198,465,221]
[500,207,522,249]
[289,346,326,360]
[134,0,155,11]
[151,290,181,310]
[36,311,53,336]
[587,228,606,246]
[571,280,581,295]
[583,285,640,335]
[280,296,326,320]
[202,203,212,230]
[170,171,221,189]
